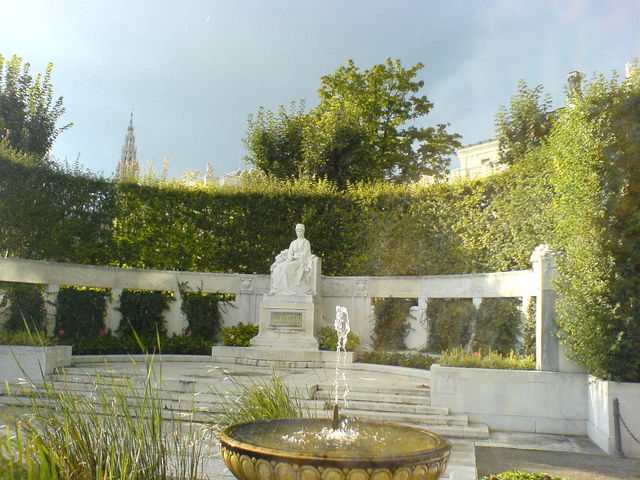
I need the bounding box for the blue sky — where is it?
[2,0,639,178]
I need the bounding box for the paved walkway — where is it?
[3,356,638,480]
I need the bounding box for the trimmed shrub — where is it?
[220,322,259,346]
[117,290,173,338]
[2,282,46,331]
[371,297,414,350]
[472,298,523,355]
[426,299,475,353]
[440,347,534,370]
[358,350,436,370]
[318,326,360,351]
[179,285,229,341]
[54,286,109,338]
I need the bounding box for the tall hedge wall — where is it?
[0,146,551,277]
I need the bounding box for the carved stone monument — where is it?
[251,223,321,350]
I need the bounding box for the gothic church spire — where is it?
[116,111,140,181]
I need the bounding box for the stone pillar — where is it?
[465,297,482,351]
[406,297,428,350]
[44,284,59,337]
[106,288,122,334]
[530,245,559,371]
[166,288,188,336]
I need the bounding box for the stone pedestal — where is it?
[251,294,320,350]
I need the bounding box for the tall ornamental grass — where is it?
[213,373,311,431]
[0,357,209,480]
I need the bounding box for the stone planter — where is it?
[0,345,72,385]
[430,364,588,434]
[588,376,640,459]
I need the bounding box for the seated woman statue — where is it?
[269,223,313,295]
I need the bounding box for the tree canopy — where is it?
[244,59,460,187]
[494,79,553,165]
[0,54,70,159]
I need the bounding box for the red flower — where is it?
[185,331,192,338]
[98,330,107,337]
[58,329,65,336]
[473,351,481,358]
[53,337,60,343]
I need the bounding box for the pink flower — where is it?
[473,351,480,358]
[53,337,60,343]
[98,330,107,337]
[185,331,192,338]
[57,329,65,336]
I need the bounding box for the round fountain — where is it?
[219,306,451,480]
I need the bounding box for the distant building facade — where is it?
[115,113,140,182]
[449,138,505,180]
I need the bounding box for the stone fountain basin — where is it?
[219,418,451,480]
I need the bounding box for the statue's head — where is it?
[295,223,305,234]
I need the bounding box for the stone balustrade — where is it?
[0,247,568,370]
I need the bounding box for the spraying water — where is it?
[333,305,350,408]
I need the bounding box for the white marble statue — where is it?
[270,223,313,295]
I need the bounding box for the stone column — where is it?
[352,278,371,348]
[406,297,428,350]
[166,288,188,336]
[44,284,59,337]
[530,245,559,371]
[106,288,123,334]
[465,297,483,351]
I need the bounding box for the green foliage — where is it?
[117,290,173,338]
[440,347,535,370]
[1,282,46,332]
[359,350,436,370]
[213,373,310,430]
[472,298,523,355]
[371,297,414,350]
[495,80,553,166]
[318,326,360,351]
[220,322,259,346]
[0,54,71,158]
[481,471,565,480]
[179,284,229,340]
[0,145,116,263]
[550,70,640,381]
[0,328,55,346]
[245,58,460,186]
[54,286,109,338]
[522,298,536,355]
[63,332,212,355]
[426,299,475,353]
[0,359,207,479]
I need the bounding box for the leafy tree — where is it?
[244,102,308,180]
[0,54,71,158]
[495,80,553,165]
[244,59,460,187]
[551,70,640,381]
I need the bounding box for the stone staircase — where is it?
[311,381,489,440]
[0,358,486,480]
[1,361,489,442]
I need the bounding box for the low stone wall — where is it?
[430,365,588,435]
[588,376,640,459]
[0,345,72,384]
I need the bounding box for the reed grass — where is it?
[0,355,210,479]
[212,372,312,430]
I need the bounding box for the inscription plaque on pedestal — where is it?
[270,311,303,328]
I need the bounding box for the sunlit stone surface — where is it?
[219,418,451,480]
